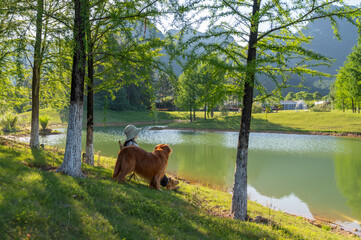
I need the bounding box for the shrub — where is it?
[39,115,50,130]
[310,103,331,112]
[1,112,19,132]
[252,103,263,113]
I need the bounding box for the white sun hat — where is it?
[124,125,141,141]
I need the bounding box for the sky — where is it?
[158,0,361,34]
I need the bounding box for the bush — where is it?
[252,103,263,113]
[1,112,19,132]
[39,115,50,130]
[310,103,331,112]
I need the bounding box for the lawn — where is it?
[168,110,361,134]
[0,137,357,239]
[16,108,361,135]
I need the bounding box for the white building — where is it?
[315,101,327,106]
[280,100,307,110]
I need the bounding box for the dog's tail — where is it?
[112,150,124,180]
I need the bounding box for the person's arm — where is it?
[129,140,139,147]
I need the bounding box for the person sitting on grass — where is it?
[122,124,180,190]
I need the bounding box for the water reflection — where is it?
[334,139,361,230]
[19,127,361,231]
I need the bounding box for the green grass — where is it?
[168,110,361,134]
[16,108,361,135]
[0,138,357,239]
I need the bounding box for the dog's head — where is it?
[154,144,172,155]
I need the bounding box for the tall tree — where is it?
[29,0,44,149]
[181,0,361,220]
[83,0,169,165]
[84,0,94,165]
[57,0,88,177]
[176,68,202,122]
[334,35,361,112]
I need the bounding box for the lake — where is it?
[21,126,361,232]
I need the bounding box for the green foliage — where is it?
[284,92,295,101]
[0,112,19,132]
[322,225,332,231]
[313,92,322,101]
[39,115,50,130]
[252,102,263,114]
[310,104,331,112]
[286,91,323,102]
[176,61,227,119]
[333,36,361,112]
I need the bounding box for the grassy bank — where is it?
[168,110,361,134]
[15,108,361,135]
[0,137,357,239]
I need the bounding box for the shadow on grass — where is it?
[251,117,303,133]
[0,143,306,240]
[169,114,304,134]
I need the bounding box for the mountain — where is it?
[275,17,359,95]
[156,17,358,95]
[158,28,236,76]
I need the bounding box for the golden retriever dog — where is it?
[112,144,172,190]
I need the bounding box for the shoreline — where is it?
[170,174,360,237]
[156,126,361,138]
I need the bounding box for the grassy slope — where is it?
[0,138,356,240]
[168,110,361,134]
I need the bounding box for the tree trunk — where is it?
[352,99,355,113]
[30,0,43,149]
[189,102,192,122]
[85,13,94,166]
[204,104,207,120]
[211,108,214,118]
[343,99,345,112]
[231,0,260,221]
[57,0,88,177]
[193,108,196,121]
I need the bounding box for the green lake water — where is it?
[25,126,361,232]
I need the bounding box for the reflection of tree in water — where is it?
[334,153,361,221]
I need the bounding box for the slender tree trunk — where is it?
[57,0,88,177]
[352,99,355,113]
[358,103,360,114]
[189,103,192,122]
[30,0,43,149]
[343,99,345,112]
[193,108,196,121]
[204,104,207,120]
[211,108,214,118]
[85,12,94,166]
[231,0,260,221]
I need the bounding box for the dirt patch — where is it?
[23,162,57,172]
[39,129,61,136]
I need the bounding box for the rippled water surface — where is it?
[20,126,361,232]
